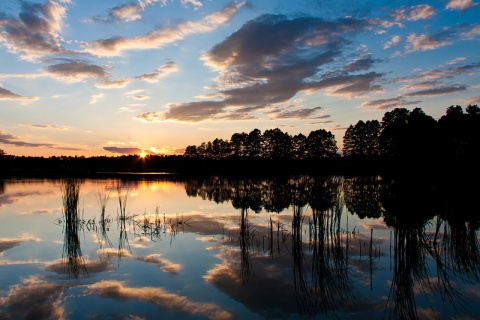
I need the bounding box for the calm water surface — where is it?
[0,176,478,319]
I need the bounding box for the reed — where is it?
[96,186,112,249]
[116,184,131,262]
[60,178,86,277]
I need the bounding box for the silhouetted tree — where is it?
[262,128,292,159]
[230,132,248,157]
[211,138,231,159]
[184,145,198,158]
[306,129,338,158]
[403,108,439,161]
[439,105,480,165]
[291,133,307,159]
[379,108,410,157]
[343,120,380,156]
[246,128,263,157]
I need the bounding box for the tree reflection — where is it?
[60,178,87,278]
[387,226,430,319]
[381,177,480,319]
[309,178,353,315]
[49,175,480,318]
[343,176,382,219]
[291,177,354,316]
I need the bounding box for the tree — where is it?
[379,108,410,157]
[305,129,338,158]
[246,129,262,157]
[184,145,198,158]
[291,133,307,159]
[230,132,248,157]
[262,128,292,159]
[211,138,231,159]
[439,105,480,162]
[343,120,380,156]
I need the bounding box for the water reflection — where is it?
[60,178,86,278]
[187,175,480,318]
[1,176,478,319]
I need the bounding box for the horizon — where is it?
[0,0,479,157]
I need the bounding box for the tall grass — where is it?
[116,184,131,261]
[96,187,112,249]
[60,178,86,277]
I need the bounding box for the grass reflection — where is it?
[60,178,86,278]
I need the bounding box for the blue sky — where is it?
[0,0,479,156]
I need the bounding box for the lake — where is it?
[0,176,479,319]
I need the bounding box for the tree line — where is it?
[0,104,478,176]
[184,128,338,160]
[183,105,479,162]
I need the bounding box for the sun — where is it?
[139,152,147,158]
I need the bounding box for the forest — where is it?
[0,105,478,177]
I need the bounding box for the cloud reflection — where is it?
[0,237,39,255]
[84,280,233,320]
[135,254,181,275]
[0,277,67,320]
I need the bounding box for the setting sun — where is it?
[139,152,147,158]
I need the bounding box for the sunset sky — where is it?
[0,0,479,157]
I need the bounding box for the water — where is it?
[0,176,478,319]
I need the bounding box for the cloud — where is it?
[20,124,67,130]
[109,3,143,22]
[81,1,246,57]
[181,0,203,9]
[446,0,479,10]
[44,59,108,82]
[389,5,435,22]
[465,95,480,105]
[89,0,164,23]
[269,106,326,119]
[119,105,143,112]
[103,146,143,155]
[84,280,233,320]
[95,79,130,89]
[132,95,150,100]
[461,24,480,39]
[393,63,480,83]
[360,96,421,110]
[309,72,383,97]
[138,14,382,122]
[89,93,104,104]
[447,57,467,65]
[0,86,37,101]
[342,55,378,73]
[135,61,178,83]
[406,30,453,52]
[399,81,437,92]
[384,35,401,49]
[134,111,164,122]
[0,130,84,151]
[0,0,75,61]
[0,131,55,148]
[404,84,467,96]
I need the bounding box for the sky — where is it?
[0,0,479,157]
